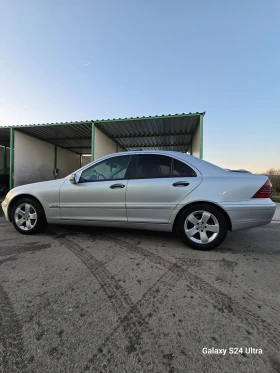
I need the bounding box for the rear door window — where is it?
[135,154,172,179]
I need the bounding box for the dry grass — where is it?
[272,195,280,203]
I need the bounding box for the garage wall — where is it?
[191,123,200,158]
[0,146,4,169]
[94,127,117,160]
[6,147,10,168]
[57,147,80,178]
[14,131,54,186]
[14,131,82,186]
[117,145,126,152]
[81,155,91,167]
[0,147,10,169]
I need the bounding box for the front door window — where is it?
[79,155,131,183]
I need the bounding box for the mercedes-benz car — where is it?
[1,151,276,250]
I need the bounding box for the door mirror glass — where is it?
[68,173,77,184]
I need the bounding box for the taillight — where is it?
[252,179,272,198]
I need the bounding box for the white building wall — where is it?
[94,127,117,160]
[57,147,80,178]
[191,124,200,158]
[14,131,54,186]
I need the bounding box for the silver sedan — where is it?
[1,151,276,250]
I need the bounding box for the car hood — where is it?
[5,178,66,202]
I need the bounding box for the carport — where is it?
[0,112,204,191]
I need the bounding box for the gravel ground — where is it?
[0,209,279,373]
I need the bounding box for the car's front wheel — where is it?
[11,198,46,235]
[176,203,228,250]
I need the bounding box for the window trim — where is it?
[129,154,197,180]
[78,155,133,183]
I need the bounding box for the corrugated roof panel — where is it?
[13,123,92,153]
[96,116,199,139]
[103,115,199,150]
[17,123,92,140]
[2,112,204,129]
[1,112,203,153]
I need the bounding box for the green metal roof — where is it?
[98,114,202,152]
[0,112,205,154]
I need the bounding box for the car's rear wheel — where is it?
[11,198,46,235]
[176,203,228,250]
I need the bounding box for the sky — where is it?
[1,0,280,173]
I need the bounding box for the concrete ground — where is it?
[0,205,279,373]
[272,202,280,221]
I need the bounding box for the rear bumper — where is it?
[219,199,276,231]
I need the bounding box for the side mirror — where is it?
[68,174,77,184]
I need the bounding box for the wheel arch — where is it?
[8,194,46,221]
[172,201,232,232]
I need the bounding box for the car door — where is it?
[60,154,132,222]
[126,154,202,224]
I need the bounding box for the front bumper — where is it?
[1,199,9,221]
[219,199,276,231]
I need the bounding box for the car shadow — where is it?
[43,223,280,256]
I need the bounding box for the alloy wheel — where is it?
[14,203,38,231]
[184,210,220,244]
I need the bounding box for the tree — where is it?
[265,169,280,195]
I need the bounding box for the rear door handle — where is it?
[172,181,190,187]
[110,183,125,189]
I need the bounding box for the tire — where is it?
[176,203,228,250]
[11,198,47,235]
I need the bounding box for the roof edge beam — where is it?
[10,121,92,129]
[95,112,203,124]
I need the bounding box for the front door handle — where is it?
[110,183,125,189]
[172,181,190,187]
